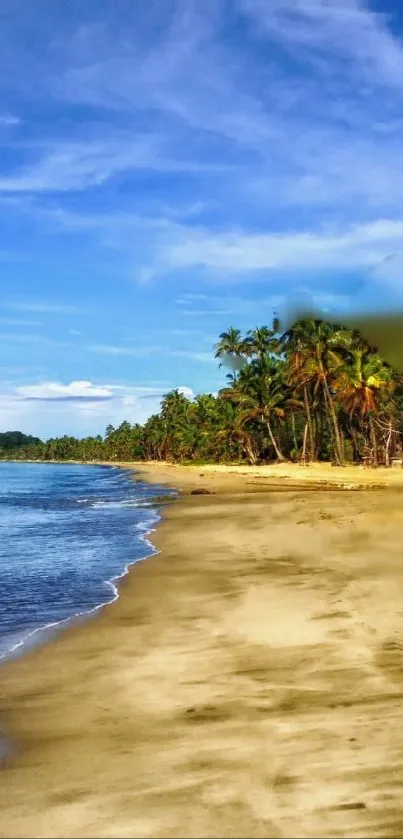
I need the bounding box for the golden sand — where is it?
[1,463,403,837]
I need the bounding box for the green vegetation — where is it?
[3,319,403,467]
[0,431,43,457]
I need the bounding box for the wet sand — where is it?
[2,464,403,837]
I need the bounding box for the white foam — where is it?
[0,508,163,665]
[91,499,145,509]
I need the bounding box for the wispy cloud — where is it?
[17,380,114,401]
[135,384,194,400]
[2,0,403,437]
[0,332,44,344]
[160,217,403,279]
[15,379,179,403]
[241,0,403,88]
[86,343,165,356]
[0,317,41,327]
[36,0,403,214]
[4,299,88,315]
[180,308,233,316]
[0,136,231,194]
[170,350,216,363]
[2,1,403,281]
[0,114,20,126]
[176,291,282,319]
[0,377,194,437]
[40,207,403,287]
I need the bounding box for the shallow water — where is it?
[0,462,174,662]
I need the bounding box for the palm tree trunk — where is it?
[291,411,298,451]
[322,379,343,465]
[301,423,308,465]
[244,436,258,464]
[303,386,314,460]
[266,419,285,461]
[369,415,378,466]
[390,418,397,460]
[385,418,393,467]
[339,426,345,462]
[316,410,324,460]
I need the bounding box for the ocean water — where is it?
[0,462,175,662]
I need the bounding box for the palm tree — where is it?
[282,319,345,464]
[142,414,165,460]
[335,350,389,417]
[280,321,316,461]
[334,349,392,465]
[159,390,195,461]
[214,327,248,379]
[214,396,258,463]
[223,357,294,461]
[244,326,277,364]
[12,316,403,468]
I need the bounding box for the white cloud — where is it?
[0,114,20,126]
[0,318,41,327]
[240,0,403,88]
[177,386,194,398]
[5,299,85,314]
[2,0,403,305]
[162,218,403,278]
[169,328,198,336]
[180,308,232,316]
[37,199,403,295]
[2,0,403,333]
[170,350,215,363]
[127,385,171,394]
[87,343,164,356]
[182,293,209,301]
[0,135,231,194]
[0,391,153,438]
[0,378,195,437]
[44,0,403,206]
[16,380,114,401]
[174,292,282,317]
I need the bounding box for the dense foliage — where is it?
[3,319,403,466]
[0,431,43,455]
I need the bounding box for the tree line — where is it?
[3,318,403,467]
[0,431,42,451]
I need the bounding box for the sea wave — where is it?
[0,508,161,664]
[90,494,175,510]
[90,498,147,509]
[0,464,175,665]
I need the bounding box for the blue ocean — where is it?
[0,462,174,662]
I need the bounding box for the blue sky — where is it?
[2,0,403,438]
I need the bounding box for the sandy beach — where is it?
[2,463,403,837]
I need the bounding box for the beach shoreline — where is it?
[2,463,403,836]
[0,459,387,670]
[0,463,175,668]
